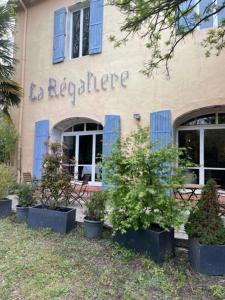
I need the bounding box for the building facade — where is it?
[13,0,225,187]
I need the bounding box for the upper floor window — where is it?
[177,0,225,32]
[53,0,103,64]
[71,7,90,59]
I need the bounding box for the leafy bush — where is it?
[34,142,74,210]
[15,182,36,207]
[0,164,15,199]
[85,190,107,221]
[102,127,190,233]
[0,113,18,163]
[185,179,225,245]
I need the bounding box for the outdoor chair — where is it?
[71,174,90,206]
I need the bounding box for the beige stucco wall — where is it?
[13,0,225,176]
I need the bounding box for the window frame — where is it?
[62,123,103,186]
[176,112,225,186]
[69,4,90,59]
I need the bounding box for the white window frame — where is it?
[176,112,225,185]
[69,6,89,59]
[62,123,103,186]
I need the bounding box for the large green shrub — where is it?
[102,127,190,233]
[0,113,18,163]
[0,163,15,199]
[34,142,75,210]
[185,179,225,245]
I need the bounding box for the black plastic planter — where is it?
[16,205,29,222]
[28,205,76,234]
[114,227,175,263]
[189,238,225,275]
[0,198,12,218]
[84,217,103,238]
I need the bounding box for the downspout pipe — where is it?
[18,0,27,181]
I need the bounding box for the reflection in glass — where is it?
[218,113,225,124]
[74,124,84,131]
[79,135,93,164]
[72,11,80,58]
[204,129,225,168]
[178,130,200,164]
[181,114,216,126]
[82,7,90,56]
[86,123,98,131]
[63,136,76,163]
[205,170,225,188]
[183,169,199,184]
[96,134,103,163]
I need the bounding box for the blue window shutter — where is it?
[33,120,49,180]
[53,7,66,64]
[177,0,196,31]
[218,0,225,25]
[150,110,172,151]
[89,0,104,55]
[103,115,120,157]
[199,0,214,29]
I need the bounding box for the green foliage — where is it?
[209,284,225,299]
[0,2,22,114]
[185,179,225,245]
[109,0,225,76]
[0,163,15,199]
[102,127,190,233]
[15,182,36,207]
[34,142,74,209]
[85,190,107,221]
[0,113,18,163]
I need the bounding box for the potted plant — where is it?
[15,182,36,221]
[84,190,106,238]
[185,179,225,275]
[28,142,76,234]
[102,127,189,263]
[0,164,15,218]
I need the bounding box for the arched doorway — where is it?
[53,117,103,185]
[175,107,225,187]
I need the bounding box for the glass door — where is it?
[76,135,93,181]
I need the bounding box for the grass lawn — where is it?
[0,216,225,300]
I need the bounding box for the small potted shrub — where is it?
[102,127,189,263]
[28,142,76,234]
[15,183,36,221]
[0,164,15,218]
[185,179,225,275]
[84,190,106,238]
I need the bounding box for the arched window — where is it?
[177,112,225,188]
[62,122,103,185]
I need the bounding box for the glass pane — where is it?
[182,114,216,126]
[178,130,200,164]
[95,165,101,181]
[74,124,84,131]
[72,11,80,58]
[82,7,90,56]
[65,126,73,132]
[98,124,103,130]
[96,134,103,163]
[63,165,74,177]
[205,170,225,188]
[86,123,98,131]
[78,165,91,181]
[204,129,225,168]
[79,135,93,164]
[63,136,76,163]
[183,169,199,184]
[218,113,225,124]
